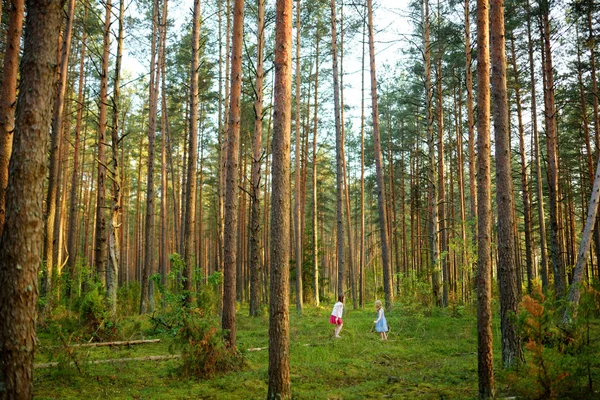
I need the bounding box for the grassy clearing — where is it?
[34,303,507,399]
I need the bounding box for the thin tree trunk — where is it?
[0,0,24,238]
[66,3,89,300]
[159,0,169,285]
[0,0,62,396]
[249,0,265,317]
[330,0,345,299]
[509,33,534,294]
[424,0,441,306]
[526,0,548,289]
[367,0,392,308]
[94,0,112,288]
[293,0,303,312]
[359,14,366,308]
[140,0,160,313]
[182,0,201,305]
[222,0,244,348]
[476,0,495,396]
[436,6,448,306]
[43,0,76,297]
[312,31,320,307]
[465,0,477,237]
[540,1,565,297]
[108,0,125,319]
[268,0,292,396]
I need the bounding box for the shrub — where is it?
[173,310,244,379]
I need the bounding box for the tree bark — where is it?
[330,0,345,299]
[436,5,448,306]
[159,0,169,285]
[222,0,244,347]
[293,0,303,312]
[491,0,523,368]
[140,0,160,313]
[42,0,76,297]
[268,0,292,396]
[540,1,565,297]
[182,0,201,305]
[526,0,548,289]
[0,0,24,238]
[509,33,534,294]
[476,0,495,396]
[368,0,393,308]
[66,3,89,300]
[249,0,265,317]
[312,31,320,307]
[0,0,63,396]
[423,0,441,306]
[108,0,126,320]
[465,0,477,231]
[94,0,112,287]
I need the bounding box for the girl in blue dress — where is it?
[373,300,388,340]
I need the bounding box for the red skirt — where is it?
[329,315,342,325]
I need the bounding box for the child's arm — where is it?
[374,309,382,323]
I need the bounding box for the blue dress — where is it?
[375,309,388,332]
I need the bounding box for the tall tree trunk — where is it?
[330,0,345,299]
[94,0,112,287]
[540,1,565,297]
[140,0,160,313]
[159,0,169,285]
[359,15,366,308]
[465,0,477,232]
[293,0,303,312]
[509,33,534,294]
[526,0,548,289]
[268,0,292,396]
[367,0,392,308]
[249,0,265,317]
[424,0,441,306]
[476,0,495,396]
[222,0,244,347]
[436,6,448,306]
[66,3,88,300]
[312,31,320,307]
[183,0,201,305]
[0,0,62,396]
[0,0,24,238]
[43,0,76,297]
[108,0,125,320]
[492,0,523,368]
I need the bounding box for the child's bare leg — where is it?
[335,323,343,337]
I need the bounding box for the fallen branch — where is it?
[69,339,161,348]
[44,339,161,349]
[34,354,180,369]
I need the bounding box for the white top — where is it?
[331,301,344,318]
[375,308,384,323]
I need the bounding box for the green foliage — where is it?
[117,281,141,317]
[508,288,600,399]
[173,310,244,380]
[77,281,109,335]
[196,271,223,315]
[398,270,434,312]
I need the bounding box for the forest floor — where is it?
[32,302,593,399]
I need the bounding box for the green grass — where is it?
[31,302,587,399]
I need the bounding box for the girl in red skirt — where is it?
[329,295,345,338]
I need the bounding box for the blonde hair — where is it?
[375,300,382,309]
